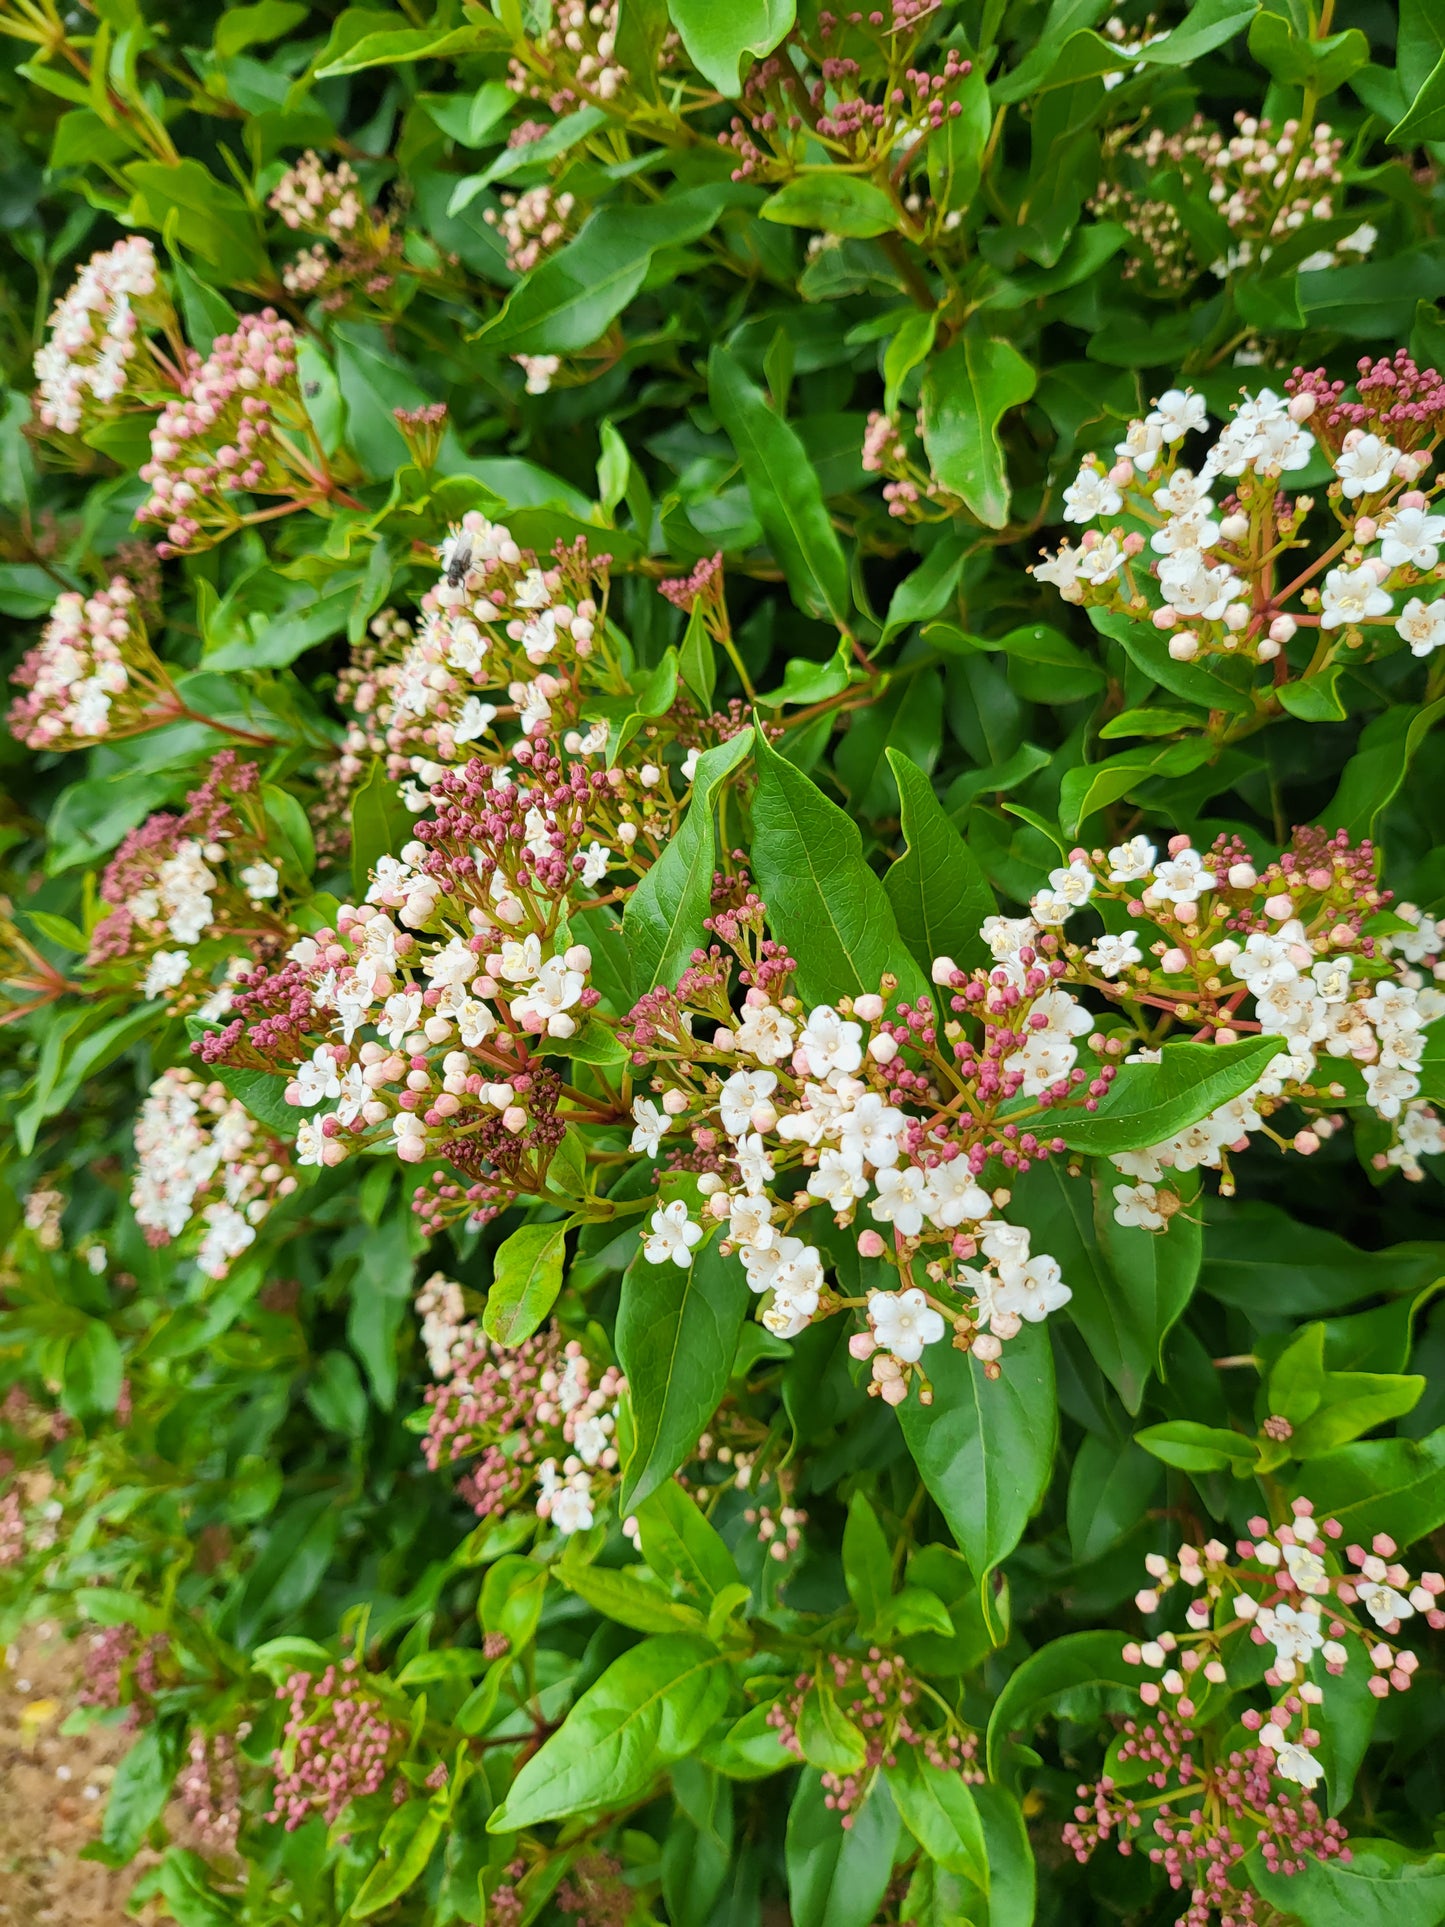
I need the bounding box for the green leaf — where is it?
[349,1796,447,1917]
[618,1237,750,1512]
[1201,1200,1445,1318]
[1059,740,1213,835]
[761,174,898,238]
[920,336,1037,530]
[708,345,852,628]
[350,758,415,903]
[1325,698,1445,840]
[479,187,747,355]
[1249,1841,1445,1927]
[556,1556,706,1634]
[63,1319,124,1421]
[785,1773,903,1927]
[885,1753,988,1883]
[214,1,308,58]
[1248,10,1368,92]
[751,725,924,1005]
[883,747,996,978]
[677,598,716,712]
[636,1478,742,1601]
[316,20,503,76]
[842,1491,893,1632]
[666,0,796,94]
[896,1318,1056,1578]
[1092,1167,1203,1412]
[985,1630,1136,1780]
[1087,607,1255,716]
[1136,0,1259,65]
[797,1684,869,1773]
[482,1222,567,1347]
[1067,1434,1162,1563]
[487,1634,730,1830]
[1278,666,1348,721]
[623,730,752,992]
[99,1722,182,1863]
[1053,1037,1285,1156]
[125,160,268,287]
[1293,1427,1445,1546]
[1136,1419,1260,1473]
[883,308,938,417]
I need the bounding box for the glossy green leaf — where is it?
[1054,1037,1285,1156]
[920,336,1037,529]
[623,729,751,992]
[761,174,898,237]
[883,747,996,977]
[897,1318,1056,1578]
[618,1237,751,1511]
[488,1634,731,1830]
[666,0,796,93]
[751,725,925,1004]
[709,346,852,627]
[482,1222,567,1346]
[785,1773,903,1927]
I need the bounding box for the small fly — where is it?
[444,533,474,589]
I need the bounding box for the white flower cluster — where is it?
[131,1068,295,1278]
[1036,382,1445,668]
[1019,837,1445,1222]
[283,900,594,1169]
[33,236,160,435]
[636,968,1081,1388]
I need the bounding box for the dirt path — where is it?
[0,1624,160,1924]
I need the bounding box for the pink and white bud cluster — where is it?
[483,185,578,274]
[8,578,176,751]
[87,753,294,1014]
[267,150,364,236]
[32,236,167,436]
[1064,1703,1350,1926]
[138,311,335,555]
[416,1291,624,1536]
[1094,113,1372,295]
[1034,357,1445,681]
[1016,826,1443,1216]
[361,517,623,806]
[179,1728,242,1853]
[859,408,956,521]
[267,1661,401,1830]
[507,0,629,113]
[718,17,970,196]
[131,1067,295,1280]
[1127,1498,1440,1730]
[767,1648,980,1827]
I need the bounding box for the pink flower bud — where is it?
[1160,948,1188,973]
[1168,632,1199,661]
[857,1229,886,1257]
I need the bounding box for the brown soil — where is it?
[0,1623,161,1925]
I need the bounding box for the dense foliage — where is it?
[5,1,1445,1923]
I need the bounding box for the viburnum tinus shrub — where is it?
[4,2,1445,1924]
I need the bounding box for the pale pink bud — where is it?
[564,944,591,973]
[1160,948,1188,973]
[1168,632,1199,661]
[502,1105,528,1134]
[849,1332,876,1360]
[1153,605,1178,629]
[1219,513,1249,542]
[868,1034,898,1064]
[854,992,885,1019]
[661,1089,688,1115]
[857,1229,886,1258]
[1288,391,1316,422]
